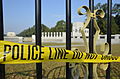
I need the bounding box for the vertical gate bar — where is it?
[35,0,42,79]
[0,0,5,79]
[106,0,112,79]
[89,0,94,79]
[66,0,71,79]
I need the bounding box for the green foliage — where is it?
[18,26,35,37]
[42,24,50,32]
[50,20,72,32]
[50,20,66,32]
[19,2,120,36]
[114,14,120,33]
[111,17,119,34]
[95,3,120,34]
[18,24,49,37]
[97,16,119,34]
[18,20,72,37]
[97,18,107,34]
[94,3,107,12]
[112,4,120,15]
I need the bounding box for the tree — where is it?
[114,14,120,33]
[112,4,120,15]
[18,24,49,37]
[95,3,120,34]
[50,20,73,32]
[18,20,73,37]
[113,4,120,33]
[42,24,50,32]
[50,20,66,32]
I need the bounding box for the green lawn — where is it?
[5,44,120,79]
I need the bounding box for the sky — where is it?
[2,0,120,34]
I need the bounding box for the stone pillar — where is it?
[62,32,66,43]
[32,35,35,42]
[19,37,23,42]
[53,32,55,37]
[42,32,44,37]
[56,32,58,37]
[44,32,47,37]
[59,32,61,37]
[47,32,49,37]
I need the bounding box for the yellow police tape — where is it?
[0,41,120,64]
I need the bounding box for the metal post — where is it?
[66,0,71,79]
[106,0,112,79]
[89,0,94,79]
[0,0,5,79]
[35,0,42,79]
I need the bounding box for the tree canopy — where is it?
[50,20,66,32]
[18,3,120,37]
[18,24,50,37]
[18,20,68,37]
[95,3,120,34]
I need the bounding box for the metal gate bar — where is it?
[66,0,71,79]
[88,0,94,79]
[106,0,112,79]
[0,0,5,79]
[35,0,42,79]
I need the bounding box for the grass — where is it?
[5,43,120,79]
